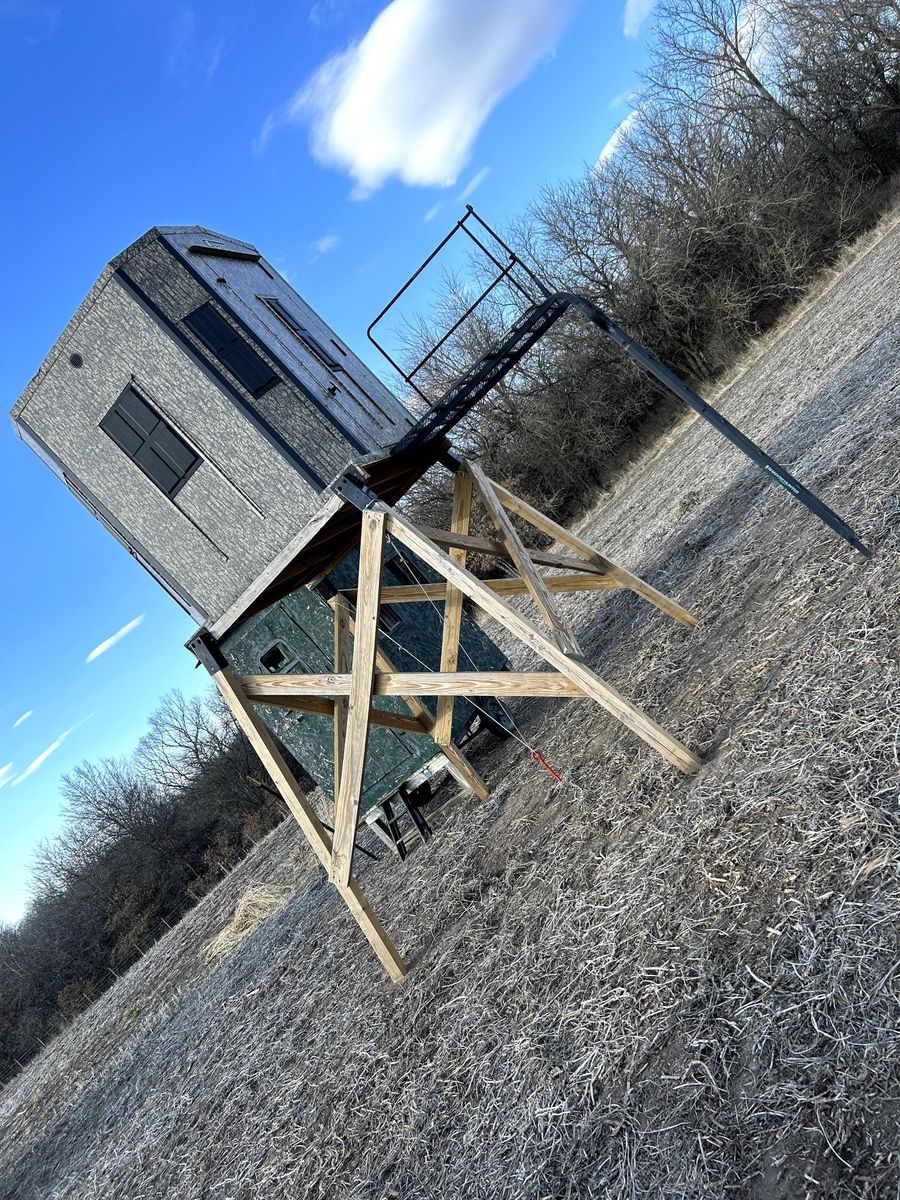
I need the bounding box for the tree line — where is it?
[0,691,299,1085]
[401,0,899,525]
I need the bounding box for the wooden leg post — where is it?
[381,504,700,774]
[211,663,407,982]
[331,510,386,888]
[434,467,473,745]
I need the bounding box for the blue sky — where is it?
[0,0,657,923]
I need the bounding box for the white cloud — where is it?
[85,614,145,664]
[596,109,640,165]
[457,166,490,203]
[204,35,225,83]
[623,0,656,38]
[13,711,32,728]
[0,763,14,790]
[11,727,76,787]
[261,0,576,191]
[424,202,444,223]
[168,7,196,72]
[311,233,341,255]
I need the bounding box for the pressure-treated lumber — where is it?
[415,526,612,575]
[331,510,386,887]
[251,692,428,733]
[490,479,698,627]
[340,572,619,605]
[434,468,473,744]
[332,594,351,796]
[336,607,490,802]
[242,671,587,698]
[330,603,490,800]
[211,665,406,981]
[382,506,700,773]
[467,460,583,659]
[373,643,490,802]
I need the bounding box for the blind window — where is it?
[101,386,199,498]
[259,296,341,370]
[184,302,279,397]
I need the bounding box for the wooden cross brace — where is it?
[212,459,699,982]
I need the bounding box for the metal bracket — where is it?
[330,470,381,512]
[186,628,229,675]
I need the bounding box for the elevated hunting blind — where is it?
[11,226,416,627]
[12,209,869,982]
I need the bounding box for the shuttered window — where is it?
[101,386,199,498]
[259,296,341,370]
[183,302,279,397]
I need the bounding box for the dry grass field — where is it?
[1,212,898,1200]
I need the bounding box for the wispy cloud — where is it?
[310,233,341,256]
[12,711,33,729]
[457,166,490,203]
[307,0,344,28]
[424,202,444,223]
[596,108,640,165]
[0,763,14,790]
[258,0,576,192]
[85,615,145,664]
[204,35,226,83]
[11,726,76,787]
[623,0,656,38]
[0,1,60,42]
[168,8,225,83]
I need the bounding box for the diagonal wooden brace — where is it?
[467,460,583,659]
[381,505,700,774]
[371,644,490,802]
[489,477,698,627]
[211,664,406,981]
[327,600,490,801]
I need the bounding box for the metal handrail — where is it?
[366,205,545,401]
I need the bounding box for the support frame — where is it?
[189,455,700,982]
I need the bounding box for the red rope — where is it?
[530,750,562,782]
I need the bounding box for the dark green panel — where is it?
[222,546,509,815]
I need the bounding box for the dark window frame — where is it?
[183,302,279,399]
[100,385,200,499]
[259,295,343,372]
[259,640,301,674]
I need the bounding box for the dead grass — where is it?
[1,209,898,1200]
[202,885,293,966]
